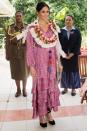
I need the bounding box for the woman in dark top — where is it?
[59,15,82,96]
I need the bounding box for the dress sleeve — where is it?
[73,29,82,55]
[26,30,35,67]
[56,35,66,58]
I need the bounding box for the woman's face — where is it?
[37,6,49,21]
[65,16,74,28]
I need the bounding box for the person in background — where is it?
[59,15,82,96]
[5,11,28,97]
[26,2,66,128]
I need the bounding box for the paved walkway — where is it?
[0,49,87,131]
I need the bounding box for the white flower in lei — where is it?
[29,20,60,48]
[16,20,66,58]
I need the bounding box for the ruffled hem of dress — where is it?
[31,78,60,118]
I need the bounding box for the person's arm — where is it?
[5,26,11,60]
[55,36,65,72]
[8,25,27,44]
[66,29,81,59]
[71,29,82,56]
[7,25,18,44]
[55,47,63,71]
[26,30,36,77]
[56,35,67,58]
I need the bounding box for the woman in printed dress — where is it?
[26,2,66,128]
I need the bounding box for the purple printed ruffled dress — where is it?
[26,26,60,118]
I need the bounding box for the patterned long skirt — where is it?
[32,78,60,118]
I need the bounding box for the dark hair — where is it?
[65,15,74,20]
[36,2,49,12]
[15,11,24,16]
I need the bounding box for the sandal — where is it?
[39,116,47,128]
[61,89,68,94]
[71,89,76,96]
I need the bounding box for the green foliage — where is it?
[12,0,87,31]
[0,0,87,31]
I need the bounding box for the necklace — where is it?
[35,21,57,43]
[29,20,60,48]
